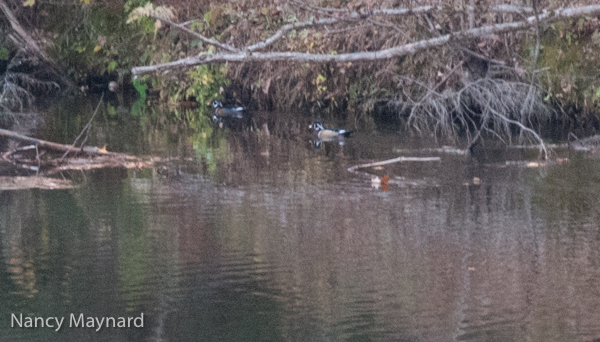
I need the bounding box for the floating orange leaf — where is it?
[381,174,389,186]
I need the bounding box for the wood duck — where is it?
[212,100,244,122]
[309,121,353,140]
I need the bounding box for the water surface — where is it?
[2,98,600,341]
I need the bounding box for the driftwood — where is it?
[0,128,155,176]
[0,128,128,157]
[394,147,469,155]
[132,4,600,75]
[348,156,441,173]
[0,176,75,190]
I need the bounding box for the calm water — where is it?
[2,97,600,341]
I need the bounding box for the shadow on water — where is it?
[2,95,600,341]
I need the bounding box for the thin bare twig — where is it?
[61,93,104,160]
[247,18,340,52]
[150,15,240,52]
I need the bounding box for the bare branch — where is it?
[151,15,240,52]
[246,18,340,52]
[289,3,533,18]
[0,128,128,157]
[133,5,600,76]
[348,156,441,173]
[490,5,533,15]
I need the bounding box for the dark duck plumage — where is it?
[212,100,244,122]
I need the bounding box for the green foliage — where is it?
[132,79,148,101]
[42,1,158,82]
[538,18,600,115]
[0,46,9,61]
[316,74,327,92]
[130,78,148,117]
[124,0,150,13]
[185,65,230,119]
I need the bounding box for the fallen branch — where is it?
[0,128,131,158]
[0,129,162,175]
[0,176,75,190]
[348,156,441,173]
[132,5,600,75]
[246,18,340,52]
[394,147,469,155]
[150,15,240,53]
[291,2,533,18]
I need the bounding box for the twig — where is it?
[150,15,240,53]
[460,47,506,65]
[35,143,40,176]
[61,93,104,160]
[490,110,548,159]
[247,18,340,52]
[406,62,463,125]
[520,0,541,124]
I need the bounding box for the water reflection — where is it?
[2,102,600,341]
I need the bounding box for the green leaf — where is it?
[107,61,117,72]
[133,79,147,101]
[0,47,8,61]
[131,97,146,116]
[204,11,212,25]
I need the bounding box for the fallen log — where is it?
[0,176,75,190]
[0,128,133,158]
[0,127,154,175]
[348,156,441,173]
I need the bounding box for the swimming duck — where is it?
[212,100,244,122]
[309,121,353,140]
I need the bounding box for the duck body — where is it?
[309,121,353,140]
[213,100,244,122]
